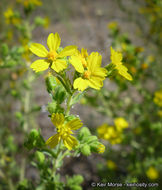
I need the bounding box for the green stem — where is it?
[57,75,71,94]
[58,150,70,161]
[50,69,72,95]
[42,148,57,158]
[20,63,33,182]
[65,94,72,116]
[20,158,26,182]
[8,179,14,190]
[52,141,62,177]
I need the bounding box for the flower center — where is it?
[83,70,91,79]
[57,125,72,138]
[48,51,57,61]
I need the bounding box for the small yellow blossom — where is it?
[43,17,50,28]
[121,43,127,51]
[146,167,159,180]
[29,33,77,73]
[141,63,148,70]
[107,21,118,30]
[110,47,133,81]
[107,160,117,170]
[4,8,14,23]
[97,144,105,154]
[135,47,144,53]
[147,55,155,63]
[153,90,162,107]
[77,48,89,68]
[20,38,31,61]
[157,110,162,117]
[114,117,129,132]
[17,0,42,8]
[4,7,21,25]
[97,124,122,145]
[46,113,82,150]
[130,66,137,74]
[70,52,107,91]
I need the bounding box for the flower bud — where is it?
[81,144,91,156]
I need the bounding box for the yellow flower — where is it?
[107,160,117,170]
[110,47,133,81]
[147,55,155,63]
[130,66,137,74]
[97,124,115,140]
[43,17,50,28]
[17,0,42,7]
[157,110,162,117]
[153,90,162,107]
[110,137,122,145]
[97,144,105,154]
[146,167,159,180]
[29,33,77,73]
[4,7,21,25]
[46,113,82,150]
[20,38,31,61]
[4,8,14,21]
[107,21,118,30]
[70,52,107,91]
[141,63,148,70]
[77,48,89,68]
[97,124,122,145]
[114,117,129,132]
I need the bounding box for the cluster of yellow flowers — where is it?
[154,90,162,117]
[4,7,21,25]
[153,90,162,107]
[16,0,42,8]
[29,32,132,92]
[97,117,129,145]
[107,160,117,170]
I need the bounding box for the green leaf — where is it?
[35,151,45,164]
[45,75,58,93]
[53,86,66,104]
[81,144,91,156]
[77,127,91,141]
[70,92,85,106]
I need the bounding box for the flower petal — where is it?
[87,52,102,72]
[92,67,107,78]
[51,113,65,127]
[63,135,78,150]
[29,43,48,57]
[47,33,61,51]
[66,118,83,130]
[73,77,89,91]
[58,45,77,58]
[88,76,103,90]
[70,56,84,73]
[51,59,67,73]
[30,59,50,72]
[116,65,133,81]
[110,47,123,64]
[46,134,59,148]
[81,48,88,58]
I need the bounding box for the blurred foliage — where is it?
[81,9,162,188]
